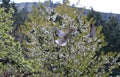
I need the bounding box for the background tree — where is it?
[0,0,28,43]
[0,0,10,12]
[87,8,105,26]
[102,16,120,52]
[87,8,120,52]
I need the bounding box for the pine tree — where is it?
[102,16,120,52]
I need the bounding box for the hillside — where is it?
[15,2,120,23]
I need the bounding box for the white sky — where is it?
[11,0,120,14]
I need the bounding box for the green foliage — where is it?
[19,3,120,77]
[87,8,120,76]
[0,8,30,76]
[0,0,10,12]
[102,16,120,52]
[0,1,119,76]
[87,8,120,52]
[0,0,28,37]
[87,8,105,26]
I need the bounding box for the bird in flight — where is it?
[84,23,96,38]
[53,27,74,46]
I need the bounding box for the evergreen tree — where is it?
[0,0,10,12]
[87,8,105,26]
[102,16,120,52]
[0,8,31,76]
[87,8,120,52]
[19,2,120,77]
[0,0,28,43]
[87,7,120,76]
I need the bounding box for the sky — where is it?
[11,0,120,14]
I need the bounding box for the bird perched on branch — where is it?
[53,27,74,46]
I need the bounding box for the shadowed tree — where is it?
[102,16,120,52]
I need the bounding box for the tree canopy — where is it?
[0,1,120,77]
